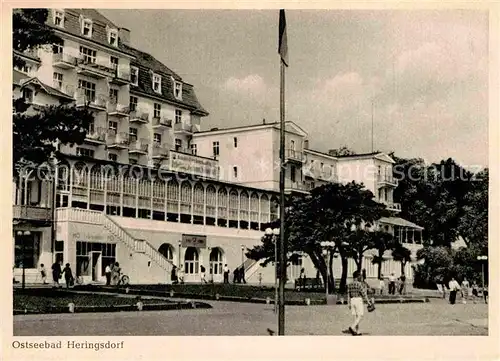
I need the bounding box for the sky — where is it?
[101,9,489,169]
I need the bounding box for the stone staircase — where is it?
[57,208,174,276]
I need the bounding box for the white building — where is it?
[13,9,423,286]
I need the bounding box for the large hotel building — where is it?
[13,9,424,285]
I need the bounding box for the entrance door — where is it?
[91,252,101,282]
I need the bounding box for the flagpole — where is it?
[278,58,286,336]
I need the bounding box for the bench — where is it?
[294,277,323,290]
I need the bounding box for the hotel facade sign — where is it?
[181,234,207,248]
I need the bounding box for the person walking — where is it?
[379,275,385,295]
[343,270,374,336]
[471,281,479,303]
[171,265,178,285]
[399,274,406,295]
[62,263,74,289]
[362,268,367,282]
[240,267,246,284]
[200,265,207,284]
[51,260,62,288]
[461,277,470,304]
[448,277,460,305]
[178,266,184,284]
[40,264,47,284]
[388,273,396,295]
[223,264,229,284]
[111,262,122,286]
[105,263,112,286]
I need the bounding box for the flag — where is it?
[278,9,288,67]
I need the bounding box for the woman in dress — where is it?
[111,262,122,286]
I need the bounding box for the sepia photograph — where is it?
[8,5,492,343]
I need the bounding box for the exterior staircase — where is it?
[57,208,174,276]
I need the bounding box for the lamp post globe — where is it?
[265,228,273,236]
[273,228,280,236]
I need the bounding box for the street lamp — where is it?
[477,255,488,302]
[16,230,31,290]
[266,227,280,313]
[178,240,182,269]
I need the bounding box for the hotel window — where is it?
[22,88,33,103]
[290,139,295,150]
[129,96,138,111]
[154,103,161,118]
[53,72,63,89]
[234,137,238,148]
[108,153,118,162]
[17,64,32,75]
[78,79,96,102]
[175,139,182,151]
[79,46,96,63]
[88,120,95,133]
[109,88,118,103]
[290,165,296,183]
[54,241,64,264]
[152,73,161,94]
[191,144,197,155]
[174,80,182,99]
[81,19,93,38]
[52,42,63,54]
[213,141,219,157]
[108,121,118,132]
[54,10,64,28]
[129,127,138,142]
[153,133,162,144]
[76,147,95,158]
[130,66,138,86]
[175,109,182,123]
[110,56,118,70]
[233,166,238,179]
[108,29,118,46]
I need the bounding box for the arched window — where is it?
[270,195,279,221]
[217,187,227,218]
[184,247,199,274]
[158,243,174,262]
[206,185,216,217]
[72,162,88,199]
[250,192,259,223]
[167,180,179,213]
[180,182,192,214]
[193,183,204,216]
[229,189,238,219]
[239,190,249,221]
[89,165,104,190]
[209,248,224,275]
[260,194,270,223]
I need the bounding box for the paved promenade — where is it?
[14,298,488,336]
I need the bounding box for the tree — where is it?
[246,181,390,294]
[328,146,356,157]
[370,231,395,279]
[13,9,94,177]
[392,244,412,276]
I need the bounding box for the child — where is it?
[40,264,47,284]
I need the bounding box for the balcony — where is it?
[107,101,130,117]
[84,127,106,145]
[129,109,149,123]
[284,180,309,194]
[384,202,402,212]
[13,205,52,223]
[152,144,169,159]
[377,174,398,187]
[76,58,115,79]
[51,83,76,98]
[75,91,107,111]
[168,150,219,179]
[286,148,304,163]
[106,131,129,149]
[52,53,77,69]
[173,122,192,134]
[109,66,131,86]
[152,117,172,129]
[128,139,149,155]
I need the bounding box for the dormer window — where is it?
[54,10,64,28]
[174,80,182,99]
[152,73,161,94]
[81,19,93,38]
[130,66,138,86]
[108,29,118,46]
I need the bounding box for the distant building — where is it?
[13,9,423,286]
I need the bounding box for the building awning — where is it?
[379,217,424,230]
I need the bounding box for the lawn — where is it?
[13,288,170,313]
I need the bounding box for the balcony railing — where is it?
[152,117,172,128]
[129,109,149,123]
[85,127,106,143]
[52,53,77,68]
[106,131,129,148]
[173,122,192,133]
[377,174,398,186]
[152,144,169,158]
[286,148,304,162]
[110,65,131,85]
[107,101,130,116]
[284,180,309,193]
[76,57,115,78]
[128,139,149,154]
[385,202,402,211]
[75,91,107,110]
[13,205,52,222]
[168,150,219,179]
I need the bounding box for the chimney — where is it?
[304,140,309,149]
[262,118,266,124]
[119,28,131,46]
